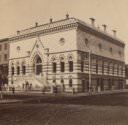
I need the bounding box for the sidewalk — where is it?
[2,89,128,97]
[0,99,21,104]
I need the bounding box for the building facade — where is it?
[8,15,125,93]
[0,38,9,90]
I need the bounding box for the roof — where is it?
[0,38,9,42]
[9,17,125,46]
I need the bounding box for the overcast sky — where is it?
[0,0,128,62]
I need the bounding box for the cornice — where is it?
[8,17,125,47]
[77,23,125,47]
[9,18,78,41]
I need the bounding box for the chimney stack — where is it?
[89,18,95,27]
[97,25,100,30]
[50,18,53,23]
[102,24,107,32]
[17,30,20,35]
[66,13,69,19]
[35,22,38,27]
[112,30,117,37]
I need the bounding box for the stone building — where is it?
[8,15,125,93]
[0,38,9,90]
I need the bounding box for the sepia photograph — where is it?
[0,0,128,125]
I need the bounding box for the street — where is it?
[0,92,128,125]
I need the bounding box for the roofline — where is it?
[0,38,9,42]
[75,18,125,47]
[6,17,125,46]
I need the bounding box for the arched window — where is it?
[22,65,26,75]
[11,67,14,76]
[17,66,20,75]
[53,62,57,73]
[69,78,73,87]
[60,57,65,72]
[34,56,42,75]
[53,79,56,83]
[81,61,84,72]
[69,61,73,72]
[68,56,73,72]
[61,79,64,84]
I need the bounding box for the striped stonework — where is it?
[8,17,125,93]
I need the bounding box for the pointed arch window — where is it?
[61,79,64,84]
[81,61,84,72]
[68,56,73,72]
[69,78,73,87]
[11,67,14,76]
[53,62,57,73]
[33,55,42,75]
[22,65,26,75]
[60,57,65,72]
[35,56,42,75]
[17,66,20,75]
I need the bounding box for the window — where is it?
[53,62,57,73]
[4,54,7,61]
[16,46,20,52]
[12,67,14,76]
[60,61,65,72]
[61,79,64,84]
[118,51,121,57]
[96,59,98,73]
[17,66,20,75]
[69,79,73,87]
[0,45,1,51]
[4,43,7,50]
[69,61,73,72]
[59,38,65,45]
[109,47,113,54]
[22,65,26,75]
[81,61,84,72]
[53,79,56,83]
[85,38,88,47]
[35,56,42,75]
[117,64,119,75]
[98,43,102,50]
[0,55,1,62]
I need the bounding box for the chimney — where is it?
[50,18,53,23]
[89,17,95,27]
[35,22,38,27]
[97,25,100,30]
[112,30,117,37]
[102,24,107,32]
[66,13,69,19]
[17,30,20,35]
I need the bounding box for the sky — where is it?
[0,0,128,62]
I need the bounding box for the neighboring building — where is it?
[8,15,125,93]
[0,38,9,90]
[125,64,128,86]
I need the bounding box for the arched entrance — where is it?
[33,56,42,75]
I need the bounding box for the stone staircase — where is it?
[12,74,51,92]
